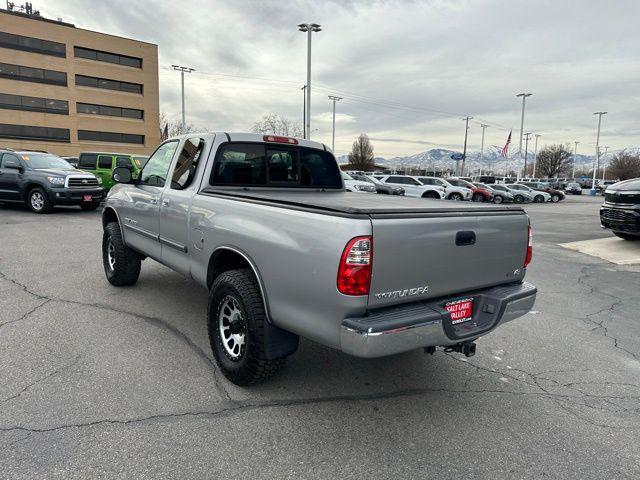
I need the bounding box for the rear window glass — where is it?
[211,143,341,188]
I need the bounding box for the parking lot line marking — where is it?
[560,237,640,265]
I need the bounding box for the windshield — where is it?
[353,174,376,184]
[22,153,73,170]
[365,175,383,185]
[450,178,473,188]
[568,183,580,188]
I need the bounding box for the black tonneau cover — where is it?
[200,187,524,216]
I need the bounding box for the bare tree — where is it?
[159,112,208,137]
[534,144,573,178]
[348,133,375,171]
[606,151,640,180]
[251,114,302,137]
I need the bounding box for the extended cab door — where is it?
[120,140,179,260]
[0,153,23,201]
[159,136,207,274]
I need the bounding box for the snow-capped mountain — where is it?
[339,146,596,175]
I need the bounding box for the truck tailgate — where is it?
[368,212,529,308]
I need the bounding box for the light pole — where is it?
[301,85,307,138]
[516,93,532,155]
[461,116,473,176]
[522,132,532,179]
[532,134,541,178]
[298,23,321,140]
[479,123,488,175]
[171,65,195,131]
[602,146,609,181]
[572,141,579,179]
[591,111,607,194]
[328,95,342,151]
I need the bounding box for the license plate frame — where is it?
[445,298,474,325]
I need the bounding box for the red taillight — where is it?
[524,223,533,267]
[337,236,373,296]
[263,135,298,145]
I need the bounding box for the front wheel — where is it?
[208,269,286,385]
[513,194,524,204]
[448,192,464,201]
[27,187,52,214]
[422,191,441,199]
[551,194,560,202]
[614,232,640,241]
[102,222,141,286]
[492,195,504,204]
[471,193,485,202]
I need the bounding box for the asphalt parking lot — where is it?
[1,195,639,479]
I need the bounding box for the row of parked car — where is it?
[0,148,147,213]
[342,171,567,204]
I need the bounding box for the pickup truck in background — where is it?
[102,133,537,385]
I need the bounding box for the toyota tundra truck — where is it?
[101,133,536,385]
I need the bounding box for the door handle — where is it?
[149,198,158,205]
[162,199,170,207]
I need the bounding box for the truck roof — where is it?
[167,132,330,152]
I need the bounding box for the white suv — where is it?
[376,175,445,199]
[417,176,472,201]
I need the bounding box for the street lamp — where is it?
[328,95,342,151]
[572,141,579,179]
[516,93,532,154]
[591,111,607,194]
[171,65,195,131]
[532,134,541,178]
[298,23,321,140]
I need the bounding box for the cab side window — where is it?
[98,155,113,169]
[171,137,205,190]
[0,152,20,168]
[139,141,179,187]
[78,153,97,170]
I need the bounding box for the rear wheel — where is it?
[208,269,286,385]
[448,192,464,201]
[533,195,545,203]
[614,232,640,241]
[27,187,52,214]
[513,194,524,204]
[102,222,141,286]
[471,193,485,202]
[492,195,504,204]
[551,194,560,202]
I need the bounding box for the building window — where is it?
[0,123,70,142]
[75,74,142,94]
[76,102,143,119]
[74,46,142,68]
[0,62,67,86]
[78,130,144,145]
[0,31,66,57]
[0,93,68,115]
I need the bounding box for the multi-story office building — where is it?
[0,8,159,156]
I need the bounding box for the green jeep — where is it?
[77,152,147,190]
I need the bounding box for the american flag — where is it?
[160,124,169,141]
[501,130,512,157]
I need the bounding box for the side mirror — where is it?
[4,160,22,171]
[112,166,133,184]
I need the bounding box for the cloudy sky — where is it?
[41,0,640,158]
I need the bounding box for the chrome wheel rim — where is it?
[107,238,116,270]
[218,296,246,360]
[30,192,44,210]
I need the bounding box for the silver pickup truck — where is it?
[102,133,536,385]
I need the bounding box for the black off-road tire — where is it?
[80,201,101,211]
[102,222,141,286]
[27,187,52,214]
[614,232,640,241]
[208,269,285,385]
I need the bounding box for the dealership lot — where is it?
[1,195,639,479]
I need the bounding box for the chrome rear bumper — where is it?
[340,282,537,358]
